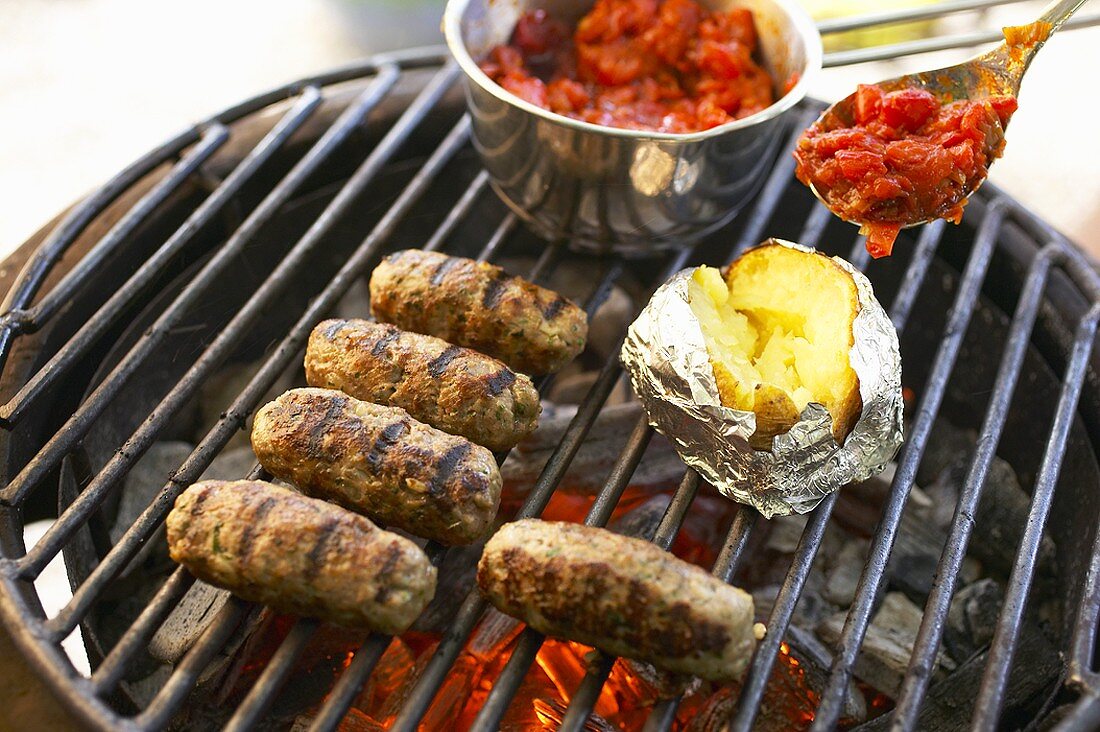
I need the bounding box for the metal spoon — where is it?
[804,0,1089,230]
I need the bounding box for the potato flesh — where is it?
[688,250,859,442]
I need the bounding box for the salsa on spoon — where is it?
[794,0,1087,258]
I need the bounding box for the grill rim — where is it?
[0,46,1098,732]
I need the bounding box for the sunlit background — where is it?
[2,0,1098,257]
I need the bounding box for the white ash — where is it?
[823,539,869,607]
[944,578,1003,663]
[199,446,259,482]
[818,592,955,697]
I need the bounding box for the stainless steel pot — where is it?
[443,0,823,254]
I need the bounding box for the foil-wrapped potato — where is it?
[621,239,903,518]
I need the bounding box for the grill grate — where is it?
[1,37,1100,732]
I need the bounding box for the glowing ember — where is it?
[232,478,883,730]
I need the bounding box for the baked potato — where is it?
[688,243,862,447]
[621,239,903,517]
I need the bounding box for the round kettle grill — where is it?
[0,31,1099,732]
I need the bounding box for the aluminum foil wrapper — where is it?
[620,240,903,518]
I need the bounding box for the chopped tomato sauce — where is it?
[478,0,776,133]
[793,84,1017,258]
[1003,21,1052,48]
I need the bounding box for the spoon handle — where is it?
[1036,0,1091,33]
[979,0,1089,88]
[1004,0,1090,68]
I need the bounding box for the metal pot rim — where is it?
[442,0,824,143]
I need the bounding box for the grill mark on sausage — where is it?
[429,442,472,495]
[481,270,510,309]
[238,496,277,562]
[304,515,340,580]
[323,320,349,340]
[188,483,214,514]
[430,255,463,286]
[306,397,349,459]
[485,368,516,397]
[427,345,462,377]
[370,326,401,356]
[542,295,568,321]
[367,419,410,467]
[373,543,404,603]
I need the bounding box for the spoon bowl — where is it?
[803,0,1087,235]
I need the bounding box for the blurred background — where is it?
[1,0,1097,257]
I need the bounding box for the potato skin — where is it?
[369,249,587,375]
[251,388,502,545]
[305,319,540,452]
[166,480,436,633]
[477,519,756,681]
[749,383,803,449]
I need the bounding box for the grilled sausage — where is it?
[166,480,435,633]
[477,519,756,681]
[369,249,588,375]
[305,319,541,452]
[251,388,502,545]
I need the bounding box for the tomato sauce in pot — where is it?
[793,84,1017,258]
[478,0,777,134]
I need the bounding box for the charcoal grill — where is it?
[3,32,1100,732]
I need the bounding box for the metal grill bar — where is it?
[0,128,207,375]
[733,493,840,731]
[799,203,833,246]
[40,109,473,644]
[1055,697,1100,732]
[476,213,519,263]
[653,471,702,546]
[224,618,320,732]
[817,0,1031,34]
[303,227,622,732]
[422,170,491,252]
[466,115,814,732]
[0,64,401,510]
[810,200,1007,730]
[307,634,392,732]
[385,248,689,730]
[1069,499,1100,690]
[14,62,441,576]
[643,215,943,732]
[732,115,812,253]
[559,655,616,731]
[889,244,1060,727]
[644,505,760,731]
[12,128,229,329]
[823,12,1100,67]
[90,567,196,697]
[586,418,653,525]
[712,508,759,584]
[135,598,252,730]
[0,88,324,425]
[2,47,1098,732]
[889,220,945,332]
[972,302,1100,729]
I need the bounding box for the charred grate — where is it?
[0,46,1099,732]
